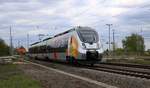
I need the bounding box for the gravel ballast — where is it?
[29,60,150,88]
[19,63,109,88]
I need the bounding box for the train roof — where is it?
[30,26,94,47]
[43,37,52,41]
[31,42,40,45]
[75,26,94,30]
[54,28,75,37]
[53,26,94,37]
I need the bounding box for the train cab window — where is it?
[77,29,99,43]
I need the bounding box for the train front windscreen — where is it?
[77,29,99,43]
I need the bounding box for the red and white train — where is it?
[29,26,103,65]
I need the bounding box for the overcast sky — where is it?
[0,0,150,50]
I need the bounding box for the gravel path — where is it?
[19,63,106,88]
[30,60,150,88]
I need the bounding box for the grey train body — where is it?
[29,26,103,65]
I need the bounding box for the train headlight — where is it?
[82,43,86,49]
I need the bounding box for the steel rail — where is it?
[87,65,150,79]
[100,62,150,69]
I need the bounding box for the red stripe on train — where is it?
[54,52,58,59]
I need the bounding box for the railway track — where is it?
[100,62,150,69]
[28,59,150,79]
[87,64,150,79]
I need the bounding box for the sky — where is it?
[0,0,150,50]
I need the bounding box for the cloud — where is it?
[117,7,150,25]
[0,0,29,4]
[0,0,150,49]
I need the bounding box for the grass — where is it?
[0,64,42,88]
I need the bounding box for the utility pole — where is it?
[9,26,13,56]
[18,40,20,48]
[106,24,112,51]
[140,27,143,56]
[112,29,115,57]
[36,26,43,42]
[136,33,139,56]
[27,34,29,51]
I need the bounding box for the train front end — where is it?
[76,27,103,65]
